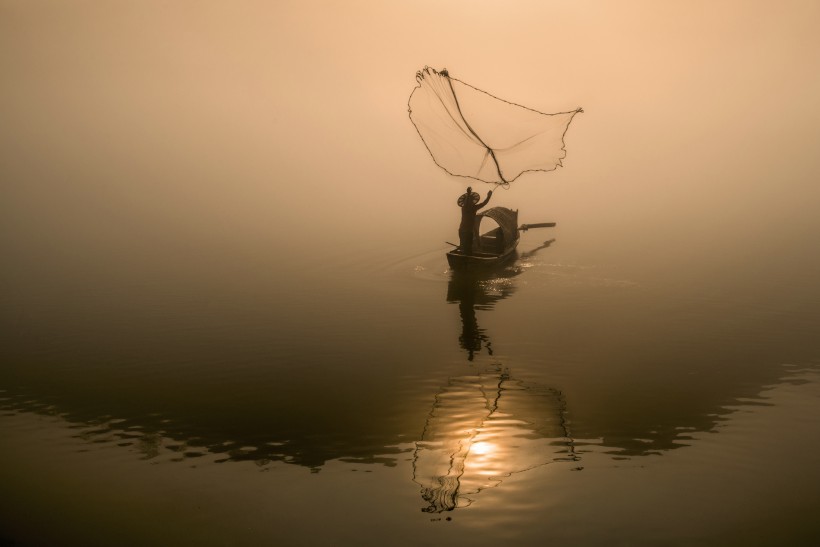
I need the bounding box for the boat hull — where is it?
[446,238,519,270]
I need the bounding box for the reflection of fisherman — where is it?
[457,186,492,255]
[455,284,492,361]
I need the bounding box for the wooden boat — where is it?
[446,207,556,270]
[447,207,519,270]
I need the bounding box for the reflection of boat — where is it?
[446,239,555,360]
[446,271,511,360]
[412,364,575,513]
[447,207,520,270]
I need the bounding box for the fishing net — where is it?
[408,67,582,186]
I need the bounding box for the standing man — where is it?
[457,186,492,255]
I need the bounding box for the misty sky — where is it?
[2,0,819,280]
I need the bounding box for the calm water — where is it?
[2,221,819,545]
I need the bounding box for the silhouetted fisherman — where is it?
[457,186,492,255]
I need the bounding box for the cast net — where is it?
[408,67,582,186]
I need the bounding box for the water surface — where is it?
[2,226,819,545]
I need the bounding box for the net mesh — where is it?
[408,67,582,185]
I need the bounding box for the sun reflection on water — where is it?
[412,364,574,513]
[469,441,495,456]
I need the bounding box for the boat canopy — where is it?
[477,207,519,244]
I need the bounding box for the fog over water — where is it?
[2,1,820,545]
[4,1,819,270]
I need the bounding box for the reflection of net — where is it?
[408,67,582,185]
[412,365,574,513]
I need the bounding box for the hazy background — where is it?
[3,0,819,289]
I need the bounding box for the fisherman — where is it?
[457,186,492,255]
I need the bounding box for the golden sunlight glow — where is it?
[470,441,495,456]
